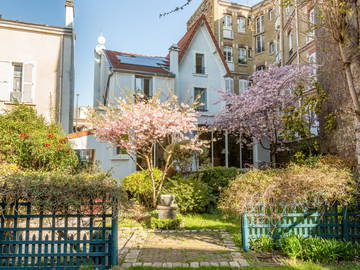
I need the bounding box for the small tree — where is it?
[213,64,315,164]
[0,104,78,172]
[90,95,202,208]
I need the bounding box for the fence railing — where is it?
[0,202,118,269]
[242,206,360,251]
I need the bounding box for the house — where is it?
[0,0,76,133]
[70,15,270,180]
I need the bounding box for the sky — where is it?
[1,0,260,106]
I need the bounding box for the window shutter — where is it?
[22,63,34,103]
[0,61,12,101]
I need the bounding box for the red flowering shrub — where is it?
[0,105,78,172]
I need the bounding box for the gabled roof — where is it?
[104,50,174,77]
[177,15,231,75]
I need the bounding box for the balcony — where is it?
[223,29,233,39]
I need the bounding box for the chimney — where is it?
[169,44,180,95]
[65,0,75,28]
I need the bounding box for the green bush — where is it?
[150,215,182,230]
[123,169,163,208]
[195,166,239,199]
[280,234,360,263]
[164,176,211,213]
[0,104,78,172]
[250,235,275,252]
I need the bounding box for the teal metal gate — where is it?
[242,206,360,251]
[0,202,118,269]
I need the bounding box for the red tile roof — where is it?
[177,15,231,75]
[104,50,173,77]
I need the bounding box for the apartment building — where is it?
[187,0,316,93]
[0,0,75,133]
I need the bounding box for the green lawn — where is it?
[114,262,360,270]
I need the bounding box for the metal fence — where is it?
[0,202,118,269]
[242,206,360,251]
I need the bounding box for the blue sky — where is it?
[1,0,260,106]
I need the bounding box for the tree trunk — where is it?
[339,44,360,170]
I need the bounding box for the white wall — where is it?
[70,135,137,181]
[178,24,227,124]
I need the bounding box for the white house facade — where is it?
[70,16,270,180]
[0,0,75,133]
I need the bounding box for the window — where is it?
[11,64,23,102]
[269,41,275,54]
[248,47,253,58]
[238,48,247,64]
[135,76,152,98]
[256,15,264,34]
[76,149,95,163]
[307,9,315,42]
[223,46,233,62]
[225,78,234,93]
[256,65,266,71]
[223,15,233,39]
[285,6,292,16]
[194,88,207,111]
[195,53,205,74]
[116,147,127,155]
[237,17,246,33]
[268,10,273,21]
[239,79,249,92]
[256,35,265,53]
[288,31,293,56]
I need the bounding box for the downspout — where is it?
[103,68,114,106]
[295,0,300,64]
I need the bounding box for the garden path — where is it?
[118,228,249,268]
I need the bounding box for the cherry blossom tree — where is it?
[213,64,316,164]
[90,95,202,207]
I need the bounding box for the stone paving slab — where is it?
[119,228,248,267]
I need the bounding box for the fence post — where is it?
[110,207,119,266]
[242,213,250,252]
[342,206,349,241]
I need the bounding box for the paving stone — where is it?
[124,258,137,263]
[219,262,230,266]
[190,262,200,267]
[163,262,173,267]
[181,263,190,267]
[152,262,163,267]
[132,262,143,266]
[121,263,132,268]
[200,262,210,266]
[209,262,219,266]
[143,263,153,266]
[229,261,240,267]
[238,259,250,267]
[173,262,183,267]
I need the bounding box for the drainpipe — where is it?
[103,68,114,106]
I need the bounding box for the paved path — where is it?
[118,228,249,268]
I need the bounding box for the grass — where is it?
[112,262,360,270]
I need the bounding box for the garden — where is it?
[1,64,360,270]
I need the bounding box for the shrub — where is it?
[280,235,360,263]
[123,169,163,208]
[164,176,211,213]
[150,213,183,230]
[250,235,275,252]
[195,166,239,199]
[0,104,78,172]
[0,172,125,215]
[0,162,20,176]
[219,159,356,215]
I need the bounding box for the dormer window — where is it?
[195,53,205,74]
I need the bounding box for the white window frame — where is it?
[237,17,246,33]
[256,35,265,53]
[268,10,273,21]
[225,77,234,93]
[224,46,233,63]
[194,52,206,74]
[194,87,207,112]
[256,15,264,34]
[238,47,247,65]
[239,79,249,92]
[269,41,275,55]
[307,8,315,43]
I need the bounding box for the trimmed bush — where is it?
[150,216,182,230]
[164,176,211,213]
[123,169,163,208]
[220,159,355,215]
[195,166,239,198]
